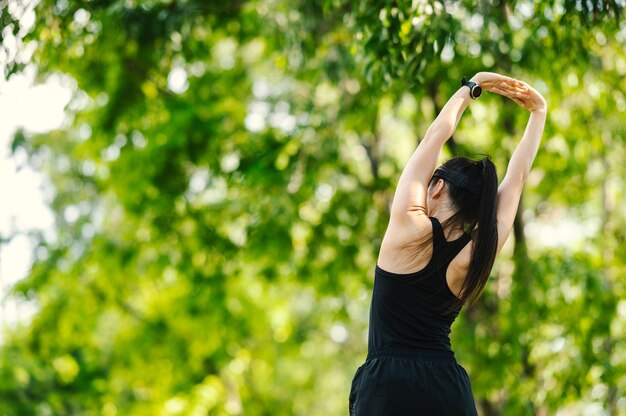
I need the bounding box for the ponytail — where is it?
[426,156,499,308]
[457,158,498,306]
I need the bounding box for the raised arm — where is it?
[494,83,547,253]
[388,85,473,221]
[388,73,528,224]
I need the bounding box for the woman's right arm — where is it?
[494,83,547,253]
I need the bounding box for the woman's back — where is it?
[369,217,471,353]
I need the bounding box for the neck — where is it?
[429,201,456,223]
[429,201,465,238]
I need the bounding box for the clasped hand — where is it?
[471,72,547,112]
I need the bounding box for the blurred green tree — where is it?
[1,0,625,414]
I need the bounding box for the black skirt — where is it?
[349,348,478,416]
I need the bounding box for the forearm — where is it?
[505,109,547,184]
[424,87,473,142]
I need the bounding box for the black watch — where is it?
[461,76,482,99]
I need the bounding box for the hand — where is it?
[471,72,547,112]
[505,82,547,113]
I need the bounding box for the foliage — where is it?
[1,0,625,414]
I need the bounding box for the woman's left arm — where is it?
[388,82,472,223]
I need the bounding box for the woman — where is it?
[349,72,547,415]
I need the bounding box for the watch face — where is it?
[472,85,482,98]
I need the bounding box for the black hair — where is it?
[429,156,498,307]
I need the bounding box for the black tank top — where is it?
[368,217,472,352]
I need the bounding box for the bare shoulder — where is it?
[377,212,433,273]
[446,240,473,298]
[381,211,432,250]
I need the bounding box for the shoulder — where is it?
[377,212,435,273]
[382,211,433,249]
[446,239,473,294]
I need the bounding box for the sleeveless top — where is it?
[368,216,472,353]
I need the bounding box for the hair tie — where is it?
[433,166,480,195]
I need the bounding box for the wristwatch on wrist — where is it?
[461,76,482,99]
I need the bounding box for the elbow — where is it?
[501,171,526,194]
[507,160,533,187]
[519,170,530,184]
[424,123,453,143]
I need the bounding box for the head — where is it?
[428,157,492,224]
[429,156,499,307]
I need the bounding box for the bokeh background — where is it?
[1,0,625,415]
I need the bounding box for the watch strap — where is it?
[461,76,480,99]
